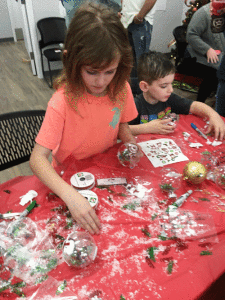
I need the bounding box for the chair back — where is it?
[37,17,67,49]
[0,110,45,171]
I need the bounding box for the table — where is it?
[0,114,225,300]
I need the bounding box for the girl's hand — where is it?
[65,188,101,235]
[30,144,101,235]
[206,48,219,64]
[146,119,176,134]
[206,115,225,141]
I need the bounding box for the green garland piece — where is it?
[151,214,158,221]
[160,184,174,192]
[167,260,174,274]
[64,219,74,229]
[56,280,67,295]
[0,284,10,293]
[108,196,113,203]
[57,242,64,249]
[35,275,49,285]
[11,288,26,298]
[158,199,167,204]
[147,247,158,262]
[122,201,140,211]
[55,234,65,241]
[199,198,210,202]
[201,151,211,155]
[96,185,107,190]
[11,281,26,289]
[47,258,57,270]
[31,258,57,276]
[200,251,212,256]
[141,228,151,238]
[158,235,167,241]
[120,295,126,300]
[220,174,225,185]
[117,193,127,197]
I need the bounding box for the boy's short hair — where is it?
[137,51,176,85]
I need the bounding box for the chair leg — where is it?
[47,60,53,88]
[40,52,52,88]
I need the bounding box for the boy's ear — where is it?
[139,81,150,93]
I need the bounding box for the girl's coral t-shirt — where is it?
[35,82,138,167]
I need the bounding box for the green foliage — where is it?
[183,0,210,27]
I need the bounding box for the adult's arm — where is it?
[29,144,101,234]
[134,0,157,23]
[186,7,211,55]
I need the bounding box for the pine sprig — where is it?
[167,260,174,274]
[200,251,212,256]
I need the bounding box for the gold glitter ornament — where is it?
[183,161,207,184]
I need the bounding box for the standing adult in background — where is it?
[120,0,157,96]
[210,2,225,117]
[62,0,121,27]
[62,0,84,27]
[121,0,157,64]
[185,2,225,103]
[216,54,225,117]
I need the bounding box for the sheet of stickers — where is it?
[138,138,189,167]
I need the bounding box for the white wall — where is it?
[0,0,13,39]
[11,0,24,29]
[150,0,185,53]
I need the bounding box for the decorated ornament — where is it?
[159,168,182,197]
[117,143,141,169]
[63,232,97,268]
[211,149,225,166]
[6,217,37,245]
[162,113,179,128]
[183,161,207,184]
[214,165,225,190]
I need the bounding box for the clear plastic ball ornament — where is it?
[63,232,97,268]
[211,149,225,167]
[162,113,179,128]
[6,217,37,246]
[201,150,225,181]
[117,143,141,169]
[214,165,225,190]
[159,167,182,197]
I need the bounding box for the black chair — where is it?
[0,110,45,171]
[37,17,67,88]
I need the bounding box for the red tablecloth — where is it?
[0,114,225,300]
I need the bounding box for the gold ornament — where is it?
[183,161,207,184]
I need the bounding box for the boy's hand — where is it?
[206,115,225,140]
[146,119,176,134]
